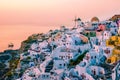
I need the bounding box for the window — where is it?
[105,33,106,36]
[68,56,71,59]
[95,56,96,59]
[61,56,63,59]
[104,48,110,54]
[46,75,49,78]
[115,29,117,32]
[64,63,66,66]
[86,55,89,60]
[43,75,45,78]
[59,64,62,66]
[91,56,93,59]
[92,69,96,75]
[107,59,111,63]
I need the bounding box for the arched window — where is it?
[105,33,106,36]
[64,63,66,66]
[59,64,62,66]
[95,56,96,59]
[92,69,96,75]
[91,56,93,59]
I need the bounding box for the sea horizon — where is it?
[0,25,68,52]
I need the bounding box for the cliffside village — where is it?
[16,16,120,80]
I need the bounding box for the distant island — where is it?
[0,15,120,80]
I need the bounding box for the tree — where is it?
[69,50,88,66]
[0,63,6,69]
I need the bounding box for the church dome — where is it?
[91,17,99,22]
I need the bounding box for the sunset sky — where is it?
[0,0,120,26]
[0,0,120,51]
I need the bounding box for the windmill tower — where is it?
[74,16,77,28]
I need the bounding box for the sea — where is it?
[0,25,65,52]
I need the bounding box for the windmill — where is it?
[73,16,82,28]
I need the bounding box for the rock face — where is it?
[109,15,120,21]
[0,50,19,80]
[19,33,42,53]
[19,30,60,53]
[19,41,31,53]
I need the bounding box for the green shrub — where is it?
[69,50,88,66]
[0,63,6,69]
